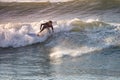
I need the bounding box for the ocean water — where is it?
[0,0,120,80]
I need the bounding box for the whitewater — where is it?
[0,0,120,80]
[0,18,120,57]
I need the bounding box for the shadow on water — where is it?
[0,43,55,79]
[76,46,120,76]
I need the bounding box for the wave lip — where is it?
[0,18,120,48]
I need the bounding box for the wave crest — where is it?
[0,18,119,48]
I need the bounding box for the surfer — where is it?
[38,21,54,34]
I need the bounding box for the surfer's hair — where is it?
[49,20,52,23]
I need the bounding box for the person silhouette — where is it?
[39,21,54,33]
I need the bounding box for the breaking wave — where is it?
[1,18,120,60]
[0,18,119,48]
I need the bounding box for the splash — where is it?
[0,22,49,47]
[0,18,120,48]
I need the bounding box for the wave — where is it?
[0,18,120,48]
[0,0,120,61]
[46,18,120,60]
[0,0,120,23]
[0,20,67,47]
[1,18,120,60]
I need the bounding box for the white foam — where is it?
[45,19,120,60]
[0,18,120,48]
[0,22,50,47]
[50,45,99,59]
[0,19,74,47]
[86,18,99,23]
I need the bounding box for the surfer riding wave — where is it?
[37,21,54,36]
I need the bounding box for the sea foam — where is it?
[0,18,120,48]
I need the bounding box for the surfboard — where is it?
[27,32,44,37]
[36,32,45,37]
[27,33,37,37]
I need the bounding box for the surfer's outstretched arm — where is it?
[40,24,44,30]
[51,25,54,32]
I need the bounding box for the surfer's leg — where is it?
[40,27,45,33]
[47,28,51,33]
[37,27,45,36]
[50,26,54,32]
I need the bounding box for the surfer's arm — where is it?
[51,25,54,32]
[40,24,44,30]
